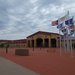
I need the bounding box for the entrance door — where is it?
[31,40,34,47]
[51,39,56,47]
[36,38,43,47]
[44,39,49,47]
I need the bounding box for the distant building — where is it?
[0,39,27,48]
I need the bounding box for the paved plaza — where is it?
[0,48,75,75]
[0,57,39,75]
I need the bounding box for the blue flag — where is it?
[70,30,74,35]
[69,24,74,30]
[65,18,73,25]
[62,29,66,32]
[61,28,68,35]
[57,23,63,28]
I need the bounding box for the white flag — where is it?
[59,11,69,23]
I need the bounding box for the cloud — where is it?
[0,0,75,40]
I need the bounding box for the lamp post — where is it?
[6,44,9,53]
[32,37,34,51]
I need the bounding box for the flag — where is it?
[60,35,64,39]
[52,20,58,26]
[65,20,69,25]
[60,26,65,30]
[61,28,68,35]
[68,24,74,30]
[61,34,67,39]
[57,22,63,28]
[65,18,74,25]
[59,11,69,23]
[64,33,67,38]
[70,18,74,24]
[68,30,74,36]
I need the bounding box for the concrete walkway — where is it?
[0,57,39,75]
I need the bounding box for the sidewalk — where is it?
[0,57,39,75]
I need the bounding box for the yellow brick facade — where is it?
[27,31,59,48]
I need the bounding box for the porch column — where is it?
[34,40,36,48]
[49,38,51,47]
[42,38,44,47]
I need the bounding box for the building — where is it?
[27,31,59,48]
[0,31,60,48]
[0,39,27,48]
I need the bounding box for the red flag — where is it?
[51,20,58,26]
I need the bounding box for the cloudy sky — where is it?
[0,0,75,40]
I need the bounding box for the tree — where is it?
[0,44,4,48]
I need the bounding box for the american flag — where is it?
[51,20,58,26]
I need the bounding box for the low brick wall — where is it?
[15,49,29,56]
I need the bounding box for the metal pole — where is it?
[67,11,70,53]
[64,37,66,53]
[70,39,73,57]
[59,29,62,55]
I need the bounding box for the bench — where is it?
[15,49,29,56]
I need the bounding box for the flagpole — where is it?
[58,11,69,55]
[57,17,62,55]
[70,16,74,57]
[64,36,66,53]
[67,37,70,53]
[67,11,70,53]
[70,38,73,57]
[59,29,62,55]
[68,12,73,57]
[73,17,75,37]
